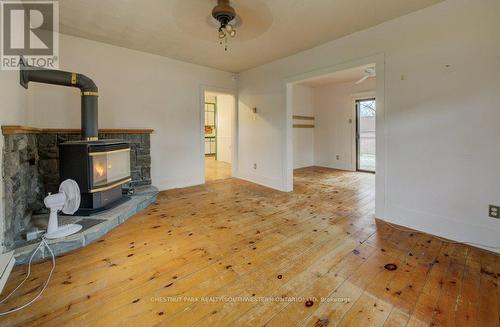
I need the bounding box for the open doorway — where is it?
[290,64,377,174]
[203,91,236,182]
[284,55,385,216]
[284,54,385,218]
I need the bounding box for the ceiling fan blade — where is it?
[355,75,370,84]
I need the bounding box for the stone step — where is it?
[13,185,158,265]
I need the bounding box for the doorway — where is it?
[283,54,385,217]
[203,91,236,182]
[356,98,376,173]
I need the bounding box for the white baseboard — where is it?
[155,176,204,191]
[236,170,284,191]
[380,205,500,253]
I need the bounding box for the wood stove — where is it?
[59,140,131,215]
[19,58,132,215]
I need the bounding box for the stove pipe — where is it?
[19,59,99,141]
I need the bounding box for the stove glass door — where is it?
[91,149,131,188]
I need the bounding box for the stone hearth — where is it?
[1,126,154,253]
[14,185,158,264]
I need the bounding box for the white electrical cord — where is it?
[0,236,55,316]
[382,220,500,250]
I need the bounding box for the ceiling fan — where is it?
[212,0,237,51]
[355,67,376,84]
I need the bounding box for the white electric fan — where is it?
[43,179,82,239]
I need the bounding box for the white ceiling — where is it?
[59,0,444,72]
[298,65,374,87]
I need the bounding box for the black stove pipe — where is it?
[19,59,99,141]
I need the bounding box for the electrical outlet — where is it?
[489,205,500,219]
[336,155,340,160]
[253,163,257,170]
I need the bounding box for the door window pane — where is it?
[357,99,376,172]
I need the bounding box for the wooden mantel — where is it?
[1,125,154,135]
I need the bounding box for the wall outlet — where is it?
[336,155,340,160]
[489,205,500,219]
[253,163,257,170]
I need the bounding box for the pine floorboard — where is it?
[0,167,498,326]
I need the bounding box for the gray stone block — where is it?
[136,148,150,156]
[39,146,58,159]
[136,155,151,167]
[142,167,151,180]
[3,153,20,178]
[122,134,142,143]
[8,135,28,152]
[38,134,57,147]
[39,158,58,174]
[47,237,84,256]
[141,134,150,147]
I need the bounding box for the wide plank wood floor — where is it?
[0,167,498,326]
[205,156,232,182]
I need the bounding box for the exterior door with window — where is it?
[356,99,376,173]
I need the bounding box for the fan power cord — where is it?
[0,236,56,316]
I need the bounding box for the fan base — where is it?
[45,224,83,239]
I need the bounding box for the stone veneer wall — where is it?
[2,134,44,249]
[38,132,151,194]
[2,131,151,250]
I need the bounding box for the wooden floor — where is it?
[1,167,498,326]
[205,156,232,182]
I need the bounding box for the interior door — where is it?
[356,99,376,173]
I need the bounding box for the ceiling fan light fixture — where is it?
[212,0,237,50]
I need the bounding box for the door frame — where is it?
[355,97,376,173]
[199,85,238,184]
[283,53,386,219]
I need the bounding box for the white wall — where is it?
[314,79,375,171]
[238,0,500,252]
[292,84,314,169]
[0,71,32,252]
[29,34,237,190]
[216,94,234,164]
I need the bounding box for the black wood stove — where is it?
[59,140,131,215]
[20,58,132,215]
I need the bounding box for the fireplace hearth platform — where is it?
[13,185,158,265]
